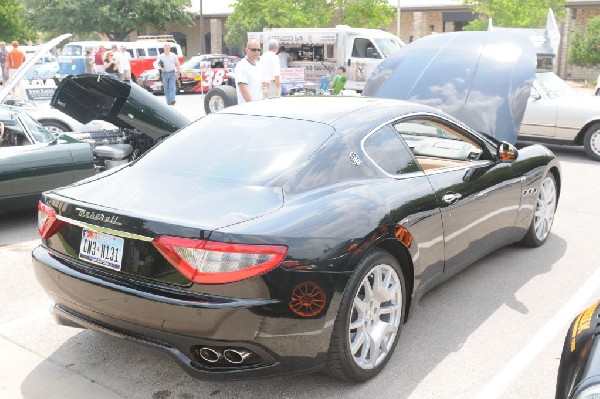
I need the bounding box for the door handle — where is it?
[442,192,462,204]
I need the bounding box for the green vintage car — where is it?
[0,105,95,213]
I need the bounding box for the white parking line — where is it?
[473,266,600,399]
[0,309,50,334]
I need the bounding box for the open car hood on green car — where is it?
[364,30,536,144]
[50,74,190,141]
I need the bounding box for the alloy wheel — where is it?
[208,96,225,113]
[533,175,557,242]
[349,263,402,370]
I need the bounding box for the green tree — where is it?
[225,0,396,50]
[331,0,395,28]
[569,16,600,67]
[24,0,195,41]
[225,0,332,49]
[463,0,566,30]
[0,0,36,42]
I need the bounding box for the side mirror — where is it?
[497,141,518,162]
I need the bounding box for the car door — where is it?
[520,82,557,138]
[394,117,522,274]
[345,36,382,92]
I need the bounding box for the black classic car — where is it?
[33,31,560,381]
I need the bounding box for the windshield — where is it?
[536,72,576,99]
[19,112,55,143]
[136,114,334,186]
[374,38,404,57]
[61,45,83,56]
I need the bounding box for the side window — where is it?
[148,48,159,57]
[363,125,419,175]
[351,38,380,59]
[126,49,134,58]
[136,48,146,57]
[393,119,484,171]
[171,47,179,55]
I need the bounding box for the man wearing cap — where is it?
[6,41,26,92]
[261,39,281,99]
[0,42,7,85]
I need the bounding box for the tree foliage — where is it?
[225,0,395,49]
[463,0,567,30]
[24,0,195,41]
[0,0,36,42]
[331,0,395,28]
[569,16,600,67]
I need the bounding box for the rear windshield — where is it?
[136,114,334,186]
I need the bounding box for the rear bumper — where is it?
[32,245,333,380]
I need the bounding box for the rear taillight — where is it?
[152,236,287,284]
[38,201,66,239]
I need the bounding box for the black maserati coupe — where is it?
[33,31,560,382]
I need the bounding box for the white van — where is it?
[58,36,183,81]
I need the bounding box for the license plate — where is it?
[79,228,124,271]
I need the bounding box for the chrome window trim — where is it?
[56,215,153,242]
[360,111,487,179]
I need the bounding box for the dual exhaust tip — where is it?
[198,347,254,365]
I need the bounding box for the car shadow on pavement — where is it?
[19,231,567,399]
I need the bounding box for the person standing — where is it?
[277,45,290,69]
[234,39,263,104]
[261,39,281,99]
[94,45,106,74]
[118,45,132,81]
[85,50,94,74]
[157,44,181,105]
[6,41,26,92]
[103,51,119,78]
[0,42,8,85]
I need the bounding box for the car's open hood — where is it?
[0,33,72,104]
[363,31,536,143]
[50,74,190,140]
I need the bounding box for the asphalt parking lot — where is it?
[1,92,600,399]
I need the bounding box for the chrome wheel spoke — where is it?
[349,263,403,370]
[533,176,556,241]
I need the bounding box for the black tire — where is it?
[40,120,70,133]
[583,123,600,162]
[204,85,237,114]
[521,172,557,247]
[325,248,406,382]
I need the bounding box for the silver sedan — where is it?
[520,72,600,161]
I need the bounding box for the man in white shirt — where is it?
[157,44,181,105]
[261,39,281,98]
[234,39,263,104]
[118,45,132,81]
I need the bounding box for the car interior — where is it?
[394,119,483,170]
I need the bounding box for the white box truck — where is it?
[203,25,404,113]
[249,25,404,92]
